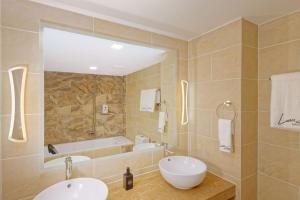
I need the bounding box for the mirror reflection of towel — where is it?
[270,72,300,131]
[140,89,158,112]
[158,112,167,134]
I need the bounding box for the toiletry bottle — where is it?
[123,167,133,190]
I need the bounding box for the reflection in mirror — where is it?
[43,27,178,168]
[8,66,28,143]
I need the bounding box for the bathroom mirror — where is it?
[42,26,178,168]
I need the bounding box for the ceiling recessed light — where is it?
[111,44,123,50]
[89,66,98,70]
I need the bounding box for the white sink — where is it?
[159,156,207,189]
[44,156,91,168]
[34,178,108,200]
[133,143,159,151]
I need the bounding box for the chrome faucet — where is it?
[161,142,174,157]
[47,144,58,154]
[65,156,72,180]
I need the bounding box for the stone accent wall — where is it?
[44,71,125,144]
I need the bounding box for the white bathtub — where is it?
[44,136,133,158]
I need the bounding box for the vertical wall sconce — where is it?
[8,65,28,143]
[181,80,189,125]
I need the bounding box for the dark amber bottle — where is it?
[123,167,133,190]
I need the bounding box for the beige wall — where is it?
[258,10,300,200]
[0,0,187,199]
[126,63,161,142]
[0,0,2,198]
[241,20,258,200]
[126,51,178,146]
[188,19,258,200]
[44,71,126,145]
[160,51,179,146]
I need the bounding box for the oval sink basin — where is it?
[159,156,207,189]
[34,178,108,200]
[44,156,91,168]
[133,143,159,151]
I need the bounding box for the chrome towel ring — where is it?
[216,100,237,120]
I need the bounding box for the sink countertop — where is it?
[108,171,235,200]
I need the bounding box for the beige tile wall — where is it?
[0,0,187,199]
[188,19,258,200]
[160,51,179,147]
[188,19,242,198]
[125,63,162,143]
[241,20,258,200]
[0,0,2,198]
[258,10,300,200]
[125,51,178,147]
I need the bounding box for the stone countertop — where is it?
[108,171,235,200]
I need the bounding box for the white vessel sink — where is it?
[133,143,159,151]
[159,156,207,189]
[34,178,108,200]
[44,156,91,168]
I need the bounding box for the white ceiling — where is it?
[32,0,300,40]
[43,27,165,76]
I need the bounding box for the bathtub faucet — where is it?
[65,156,72,180]
[48,144,58,154]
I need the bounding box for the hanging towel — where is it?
[270,72,300,131]
[218,119,233,153]
[140,89,158,112]
[158,112,167,134]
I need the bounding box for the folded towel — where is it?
[218,119,233,153]
[158,112,167,134]
[270,72,300,131]
[140,89,158,112]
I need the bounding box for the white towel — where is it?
[270,72,300,131]
[158,112,167,134]
[140,89,158,112]
[218,119,233,153]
